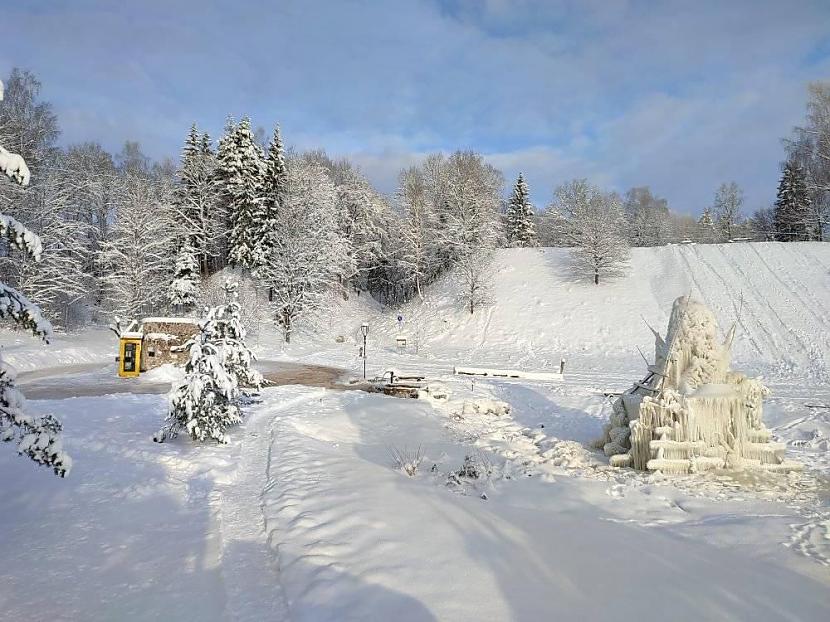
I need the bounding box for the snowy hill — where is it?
[379,243,830,382]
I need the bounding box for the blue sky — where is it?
[2,0,829,214]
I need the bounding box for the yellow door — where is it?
[118,338,142,378]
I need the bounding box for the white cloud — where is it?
[2,0,829,216]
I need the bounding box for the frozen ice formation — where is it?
[597,296,800,474]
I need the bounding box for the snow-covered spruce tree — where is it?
[217,117,266,270]
[168,237,201,313]
[774,159,811,241]
[712,182,743,242]
[505,173,537,247]
[553,179,629,285]
[174,124,220,274]
[154,281,261,444]
[255,125,288,273]
[154,322,240,444]
[0,79,70,476]
[259,159,350,343]
[204,280,263,391]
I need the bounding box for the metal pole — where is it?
[363,333,367,379]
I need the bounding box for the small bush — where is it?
[388,444,424,477]
[447,452,494,486]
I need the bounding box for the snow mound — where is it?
[460,399,510,417]
[141,363,186,384]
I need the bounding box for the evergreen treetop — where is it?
[168,237,201,311]
[505,172,537,247]
[217,117,266,270]
[774,159,811,241]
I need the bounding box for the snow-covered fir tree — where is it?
[259,159,351,342]
[505,173,537,247]
[774,159,811,241]
[553,179,629,285]
[263,125,287,196]
[0,78,70,476]
[174,124,220,274]
[155,281,261,444]
[168,237,201,313]
[217,117,266,270]
[255,125,288,273]
[204,280,263,391]
[154,322,240,444]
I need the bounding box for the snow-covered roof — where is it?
[121,331,144,339]
[141,317,199,325]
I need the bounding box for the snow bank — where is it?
[1,327,114,372]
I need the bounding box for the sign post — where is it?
[361,322,369,379]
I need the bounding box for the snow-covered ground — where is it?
[1,326,114,372]
[1,243,829,621]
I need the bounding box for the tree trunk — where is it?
[594,269,599,285]
[283,310,291,343]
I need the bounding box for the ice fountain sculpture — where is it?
[597,296,800,474]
